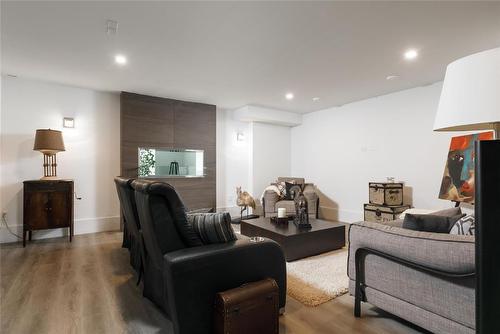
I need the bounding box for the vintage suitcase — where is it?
[214,278,279,334]
[364,203,410,223]
[369,182,404,206]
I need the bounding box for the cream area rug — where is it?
[231,224,349,307]
[286,248,349,307]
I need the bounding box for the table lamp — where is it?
[33,129,65,179]
[434,47,500,138]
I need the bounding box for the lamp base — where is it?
[40,176,60,180]
[40,153,59,179]
[493,122,499,139]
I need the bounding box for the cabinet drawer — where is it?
[24,181,71,193]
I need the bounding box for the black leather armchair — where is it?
[132,180,286,334]
[114,176,143,274]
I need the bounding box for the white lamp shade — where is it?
[434,47,500,132]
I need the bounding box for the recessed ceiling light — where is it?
[386,75,399,80]
[285,92,294,100]
[404,49,418,60]
[312,97,320,101]
[114,54,127,65]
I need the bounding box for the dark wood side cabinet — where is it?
[23,180,74,247]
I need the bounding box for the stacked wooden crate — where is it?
[364,182,410,223]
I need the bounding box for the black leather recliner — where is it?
[132,179,287,334]
[114,176,143,274]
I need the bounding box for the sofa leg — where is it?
[354,285,362,317]
[316,198,319,219]
[354,248,365,317]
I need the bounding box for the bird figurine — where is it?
[236,187,257,223]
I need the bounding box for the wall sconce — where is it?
[63,117,75,128]
[236,132,245,142]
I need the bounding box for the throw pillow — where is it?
[431,207,463,217]
[273,182,287,199]
[449,215,475,235]
[285,181,303,200]
[402,213,465,233]
[188,212,237,244]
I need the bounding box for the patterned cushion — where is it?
[273,182,287,199]
[284,181,300,200]
[449,215,475,235]
[288,184,303,200]
[188,212,237,244]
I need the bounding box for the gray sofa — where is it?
[262,177,319,218]
[348,216,475,334]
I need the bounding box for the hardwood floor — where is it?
[0,232,427,334]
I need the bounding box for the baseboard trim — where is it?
[217,206,258,216]
[319,206,362,223]
[0,216,120,244]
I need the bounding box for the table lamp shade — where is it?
[33,129,65,154]
[434,47,500,136]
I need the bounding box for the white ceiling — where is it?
[2,1,500,114]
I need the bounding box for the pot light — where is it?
[114,54,127,65]
[404,49,418,60]
[285,93,294,100]
[312,97,320,102]
[386,75,399,80]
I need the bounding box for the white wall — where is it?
[216,109,251,215]
[216,110,291,215]
[251,122,291,201]
[0,77,293,242]
[291,82,459,223]
[0,76,120,242]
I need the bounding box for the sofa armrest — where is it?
[348,221,475,280]
[263,190,279,214]
[378,219,404,228]
[163,238,286,334]
[303,191,319,214]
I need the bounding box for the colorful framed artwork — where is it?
[439,132,494,203]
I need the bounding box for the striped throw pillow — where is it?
[188,212,237,244]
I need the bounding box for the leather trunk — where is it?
[214,278,279,334]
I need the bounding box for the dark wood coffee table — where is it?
[240,217,345,261]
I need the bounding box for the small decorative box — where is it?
[369,182,404,206]
[364,203,410,223]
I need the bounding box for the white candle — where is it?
[277,208,287,218]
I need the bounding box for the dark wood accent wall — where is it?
[120,92,216,210]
